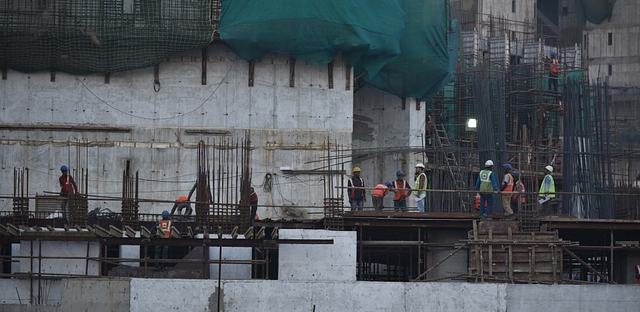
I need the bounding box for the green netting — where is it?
[0,0,214,74]
[575,0,617,26]
[355,0,451,101]
[217,0,405,78]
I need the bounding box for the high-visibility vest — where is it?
[393,180,410,201]
[539,174,556,198]
[371,184,389,198]
[550,59,558,73]
[479,170,494,193]
[503,173,514,193]
[158,220,172,238]
[348,177,365,199]
[413,172,427,196]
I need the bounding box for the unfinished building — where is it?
[1,0,640,311]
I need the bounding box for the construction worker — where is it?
[150,210,171,270]
[413,163,428,212]
[170,195,193,218]
[58,165,78,220]
[549,51,559,91]
[347,167,366,211]
[539,165,556,214]
[250,187,259,221]
[500,164,515,220]
[371,181,393,211]
[511,172,526,214]
[475,160,499,220]
[392,170,412,212]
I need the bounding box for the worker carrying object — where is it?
[347,167,366,211]
[371,181,393,211]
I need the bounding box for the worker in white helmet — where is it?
[538,165,556,214]
[474,160,499,220]
[413,163,428,212]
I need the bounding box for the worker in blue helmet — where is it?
[500,164,515,220]
[549,51,559,91]
[371,181,393,211]
[58,165,78,220]
[150,210,171,271]
[391,170,412,212]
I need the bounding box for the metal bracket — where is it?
[248,61,255,87]
[289,57,296,88]
[401,97,406,110]
[50,70,55,82]
[345,65,351,91]
[153,64,160,92]
[327,60,334,89]
[105,73,110,84]
[416,98,421,110]
[202,46,208,85]
[2,67,6,80]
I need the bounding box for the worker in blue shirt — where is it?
[475,160,499,220]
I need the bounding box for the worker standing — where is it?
[250,187,258,221]
[413,163,428,212]
[150,210,171,271]
[511,172,526,214]
[371,181,393,211]
[347,167,366,211]
[549,51,559,91]
[475,160,499,220]
[58,165,78,220]
[392,171,412,212]
[538,165,556,214]
[500,164,515,220]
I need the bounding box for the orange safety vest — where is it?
[158,220,172,238]
[393,180,410,201]
[503,173,514,192]
[371,184,389,198]
[348,177,365,199]
[550,59,558,73]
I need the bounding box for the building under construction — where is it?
[1,0,640,311]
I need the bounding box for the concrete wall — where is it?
[16,241,99,276]
[585,0,640,86]
[0,43,353,218]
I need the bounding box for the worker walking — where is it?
[413,163,428,212]
[475,160,499,220]
[500,164,516,220]
[549,51,559,91]
[511,172,526,214]
[371,181,393,211]
[150,210,171,270]
[538,165,556,214]
[58,165,78,220]
[347,167,366,211]
[392,171,412,212]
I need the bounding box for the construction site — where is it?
[1,0,640,311]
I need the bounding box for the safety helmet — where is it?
[484,160,494,167]
[545,165,554,173]
[385,181,393,187]
[512,172,520,178]
[60,165,68,171]
[503,163,512,170]
[352,167,361,173]
[415,163,425,169]
[396,170,404,176]
[161,210,169,218]
[551,51,557,57]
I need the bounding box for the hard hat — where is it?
[177,195,189,202]
[484,160,494,167]
[503,163,512,170]
[385,181,393,187]
[551,51,557,57]
[545,165,554,173]
[415,163,425,169]
[352,167,361,173]
[396,170,404,176]
[512,172,520,178]
[161,210,169,218]
[60,165,68,171]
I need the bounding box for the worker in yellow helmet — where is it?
[347,167,366,211]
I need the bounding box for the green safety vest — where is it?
[538,174,556,198]
[479,170,494,193]
[413,172,427,196]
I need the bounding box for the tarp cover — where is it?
[575,0,617,26]
[355,0,451,101]
[218,0,405,79]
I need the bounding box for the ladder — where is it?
[433,124,469,211]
